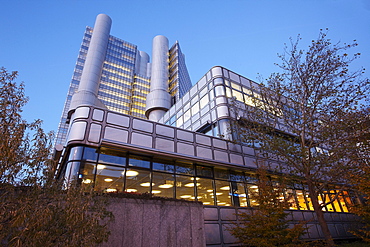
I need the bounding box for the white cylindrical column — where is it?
[145,35,171,121]
[69,14,111,113]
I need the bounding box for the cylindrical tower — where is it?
[145,35,171,121]
[69,14,112,114]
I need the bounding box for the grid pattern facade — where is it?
[55,27,150,146]
[169,42,192,104]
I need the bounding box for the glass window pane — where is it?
[296,190,308,210]
[214,167,229,180]
[176,162,194,175]
[83,147,98,161]
[80,162,96,188]
[196,177,215,205]
[176,175,195,201]
[230,182,248,207]
[214,85,225,97]
[152,172,175,198]
[99,150,126,166]
[230,171,244,182]
[125,168,151,194]
[95,165,125,193]
[128,155,150,168]
[196,165,213,178]
[215,180,232,206]
[200,95,208,109]
[68,146,83,160]
[247,184,259,207]
[285,189,298,210]
[153,159,175,173]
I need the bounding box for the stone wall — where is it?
[100,198,205,247]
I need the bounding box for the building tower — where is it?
[55,14,191,147]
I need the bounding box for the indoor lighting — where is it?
[152,190,161,194]
[249,185,258,189]
[220,186,230,190]
[104,178,113,182]
[216,192,223,195]
[106,188,117,192]
[82,179,92,184]
[190,177,200,180]
[140,182,154,187]
[126,189,137,192]
[180,195,192,199]
[125,170,139,177]
[158,184,173,188]
[207,189,213,192]
[97,164,106,170]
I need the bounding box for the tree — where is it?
[229,168,307,247]
[345,108,370,242]
[0,67,112,246]
[230,30,370,246]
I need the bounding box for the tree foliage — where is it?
[229,168,307,247]
[0,67,112,246]
[230,30,370,246]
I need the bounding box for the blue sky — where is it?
[1,0,369,134]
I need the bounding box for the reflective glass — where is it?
[214,167,229,180]
[83,147,98,161]
[99,150,126,166]
[68,146,83,160]
[296,190,308,210]
[153,159,175,173]
[196,177,215,205]
[125,168,150,194]
[196,165,213,178]
[230,182,248,207]
[176,175,195,201]
[176,162,194,175]
[128,155,150,168]
[152,172,175,198]
[285,189,298,210]
[215,180,232,206]
[80,162,95,188]
[199,94,208,109]
[247,184,259,207]
[95,165,125,193]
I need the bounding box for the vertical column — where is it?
[69,14,112,114]
[145,35,171,121]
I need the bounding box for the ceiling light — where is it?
[180,195,191,199]
[158,184,173,188]
[140,182,154,187]
[152,190,161,194]
[220,186,230,190]
[104,178,113,182]
[97,164,106,170]
[82,179,92,184]
[126,189,137,192]
[106,188,117,192]
[126,170,139,177]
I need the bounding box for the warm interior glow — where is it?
[104,178,113,182]
[97,164,106,170]
[126,170,139,177]
[158,184,173,188]
[82,179,92,184]
[180,195,192,199]
[106,188,117,192]
[140,182,154,187]
[126,189,137,193]
[220,186,230,190]
[152,190,161,194]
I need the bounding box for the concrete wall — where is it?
[204,206,361,246]
[101,198,205,247]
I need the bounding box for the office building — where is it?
[55,14,360,246]
[55,14,192,146]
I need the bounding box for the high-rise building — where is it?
[54,14,360,246]
[55,14,191,146]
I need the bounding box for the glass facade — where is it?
[63,145,352,212]
[55,27,192,147]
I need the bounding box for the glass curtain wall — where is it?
[62,145,353,212]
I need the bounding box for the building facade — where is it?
[55,14,360,246]
[55,14,191,146]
